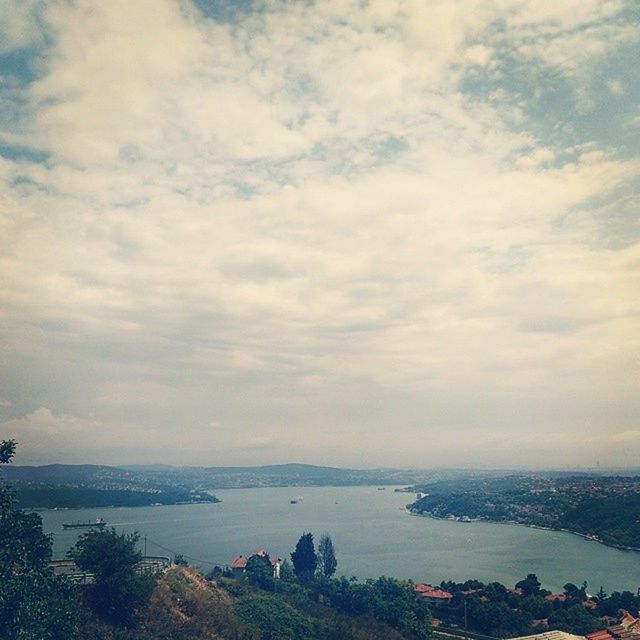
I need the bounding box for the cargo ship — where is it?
[62,518,107,529]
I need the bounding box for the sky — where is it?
[0,0,638,469]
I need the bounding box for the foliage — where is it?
[142,567,246,640]
[516,573,542,597]
[409,475,640,550]
[563,582,587,602]
[279,558,296,582]
[291,532,318,582]
[318,535,337,578]
[561,494,640,548]
[314,575,431,639]
[69,528,155,627]
[245,553,275,590]
[14,484,219,509]
[548,604,601,635]
[465,596,530,637]
[597,591,640,617]
[521,595,553,620]
[174,553,189,566]
[236,594,318,639]
[0,440,82,640]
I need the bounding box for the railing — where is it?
[434,625,504,640]
[49,556,171,584]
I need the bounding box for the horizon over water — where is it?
[38,485,639,594]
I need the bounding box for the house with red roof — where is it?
[414,583,453,605]
[545,593,568,603]
[620,612,640,631]
[230,549,281,578]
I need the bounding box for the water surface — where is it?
[38,485,640,593]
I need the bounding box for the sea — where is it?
[37,485,640,594]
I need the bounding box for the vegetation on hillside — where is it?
[15,484,219,509]
[408,474,640,549]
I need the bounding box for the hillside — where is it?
[3,463,220,509]
[407,474,640,550]
[136,565,427,640]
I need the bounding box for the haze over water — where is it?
[40,486,639,594]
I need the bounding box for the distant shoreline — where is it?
[407,510,640,553]
[26,500,221,512]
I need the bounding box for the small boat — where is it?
[63,518,107,529]
[290,496,304,504]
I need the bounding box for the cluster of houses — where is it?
[509,614,640,640]
[586,612,640,640]
[411,583,640,640]
[229,556,639,640]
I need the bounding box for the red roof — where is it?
[231,550,281,569]
[586,630,613,640]
[414,584,453,599]
[621,612,640,629]
[545,593,567,602]
[230,555,247,569]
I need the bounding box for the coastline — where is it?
[26,499,221,512]
[407,509,640,554]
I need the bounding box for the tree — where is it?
[516,574,542,597]
[318,534,337,578]
[521,595,553,620]
[236,595,317,640]
[245,553,275,589]
[0,440,81,640]
[174,553,188,566]
[563,582,587,602]
[291,532,317,582]
[69,528,155,627]
[549,604,600,635]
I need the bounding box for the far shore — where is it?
[407,509,640,554]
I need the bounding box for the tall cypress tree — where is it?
[318,534,337,578]
[290,532,317,581]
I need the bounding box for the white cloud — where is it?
[0,0,638,466]
[0,0,44,54]
[606,79,624,95]
[0,408,85,442]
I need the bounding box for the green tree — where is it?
[235,595,317,639]
[549,604,600,635]
[0,440,81,640]
[291,532,317,582]
[245,553,275,590]
[69,528,155,627]
[318,534,337,578]
[521,595,552,620]
[563,582,587,602]
[516,573,542,597]
[174,553,188,566]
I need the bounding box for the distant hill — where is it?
[2,462,458,504]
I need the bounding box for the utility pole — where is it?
[144,536,147,558]
[464,598,468,640]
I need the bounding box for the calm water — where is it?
[38,486,639,594]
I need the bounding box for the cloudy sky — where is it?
[0,0,638,468]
